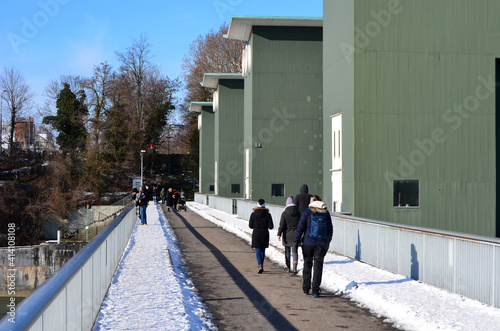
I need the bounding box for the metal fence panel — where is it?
[398,230,424,280]
[421,234,454,292]
[456,239,494,306]
[378,226,399,272]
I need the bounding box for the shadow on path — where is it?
[172,209,298,331]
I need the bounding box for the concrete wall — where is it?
[0,242,85,296]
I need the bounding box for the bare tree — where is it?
[81,62,112,152]
[115,34,152,129]
[181,23,243,104]
[0,67,34,153]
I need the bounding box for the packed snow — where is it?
[93,201,500,331]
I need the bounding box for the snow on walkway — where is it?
[93,204,215,331]
[187,201,500,331]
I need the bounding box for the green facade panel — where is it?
[215,79,245,197]
[199,106,215,194]
[324,0,499,237]
[246,26,323,205]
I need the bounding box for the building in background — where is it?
[14,116,35,150]
[323,0,499,237]
[190,102,215,194]
[226,16,323,205]
[202,73,244,198]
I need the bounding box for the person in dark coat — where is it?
[166,188,174,211]
[173,190,181,210]
[295,184,313,214]
[294,195,333,297]
[277,195,301,274]
[249,199,274,274]
[136,186,148,225]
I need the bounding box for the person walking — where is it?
[166,188,173,211]
[294,195,333,297]
[277,196,301,275]
[160,188,166,204]
[173,189,181,211]
[249,199,274,274]
[295,184,313,214]
[136,186,149,225]
[152,185,158,205]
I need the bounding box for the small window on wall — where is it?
[231,184,240,194]
[393,180,419,207]
[272,184,285,197]
[209,185,215,193]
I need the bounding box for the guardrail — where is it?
[0,205,137,330]
[195,193,500,308]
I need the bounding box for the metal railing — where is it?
[0,205,137,330]
[195,193,500,308]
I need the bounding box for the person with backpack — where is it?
[294,195,333,297]
[249,199,274,274]
[277,195,301,275]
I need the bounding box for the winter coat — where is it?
[136,190,148,207]
[166,192,174,207]
[295,184,313,214]
[294,202,333,247]
[249,208,274,249]
[277,205,301,247]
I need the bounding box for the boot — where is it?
[258,265,263,274]
[292,261,298,275]
[284,262,290,273]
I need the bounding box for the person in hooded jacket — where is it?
[294,195,333,297]
[295,184,313,214]
[249,199,274,274]
[277,195,301,275]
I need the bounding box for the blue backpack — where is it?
[309,211,329,245]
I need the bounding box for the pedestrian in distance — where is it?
[136,186,149,225]
[295,184,313,214]
[152,185,158,205]
[278,195,301,275]
[173,189,180,211]
[160,188,166,204]
[166,188,173,211]
[249,199,274,274]
[294,195,333,298]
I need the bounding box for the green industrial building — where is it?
[190,102,215,194]
[226,16,324,205]
[323,0,500,237]
[202,73,245,198]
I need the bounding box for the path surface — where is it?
[163,204,396,330]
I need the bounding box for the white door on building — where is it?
[214,161,218,195]
[331,113,342,212]
[245,148,250,199]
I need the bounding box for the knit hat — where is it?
[257,199,266,208]
[285,196,294,206]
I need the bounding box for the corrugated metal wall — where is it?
[246,26,324,205]
[215,79,245,198]
[349,0,499,236]
[200,106,215,194]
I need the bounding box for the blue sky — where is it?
[0,0,323,118]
